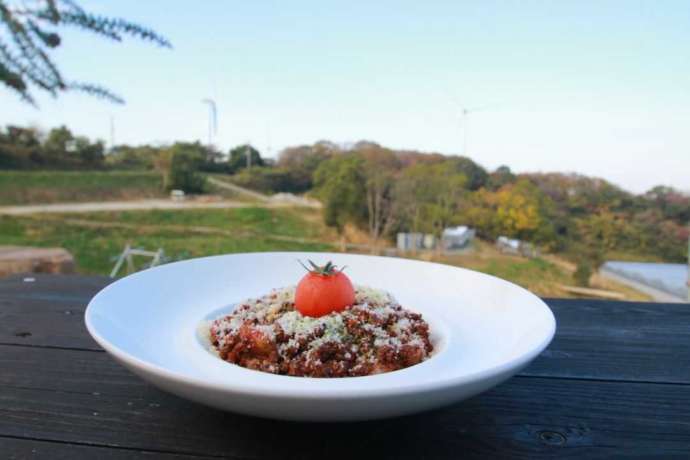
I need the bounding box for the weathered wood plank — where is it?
[0,437,219,460]
[0,273,110,300]
[527,298,690,383]
[0,296,101,350]
[2,275,690,384]
[0,274,109,350]
[0,345,688,459]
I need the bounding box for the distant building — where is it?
[496,236,538,258]
[496,236,520,254]
[397,233,436,251]
[441,226,476,250]
[397,227,475,252]
[170,190,185,201]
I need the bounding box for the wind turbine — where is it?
[201,98,217,146]
[459,105,488,156]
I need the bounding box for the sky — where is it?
[1,0,689,193]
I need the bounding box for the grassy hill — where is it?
[0,170,164,205]
[0,207,332,274]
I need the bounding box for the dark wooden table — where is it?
[1,275,689,459]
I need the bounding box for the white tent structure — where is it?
[441,226,476,250]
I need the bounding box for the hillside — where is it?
[0,170,165,205]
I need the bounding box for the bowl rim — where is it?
[85,251,557,400]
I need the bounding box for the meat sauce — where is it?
[209,286,433,378]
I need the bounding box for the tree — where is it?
[492,179,556,244]
[41,125,104,168]
[166,144,206,193]
[153,148,172,190]
[525,172,635,216]
[228,144,264,173]
[487,165,516,190]
[42,125,73,164]
[166,141,225,173]
[277,141,339,191]
[644,185,690,224]
[313,154,367,233]
[575,211,631,253]
[355,144,400,245]
[446,156,488,190]
[0,124,42,167]
[73,136,104,167]
[573,259,594,287]
[106,144,163,170]
[230,167,305,194]
[394,160,467,237]
[1,0,170,104]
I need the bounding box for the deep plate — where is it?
[85,252,555,421]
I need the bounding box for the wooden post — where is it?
[110,245,165,278]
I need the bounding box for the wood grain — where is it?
[3,276,689,383]
[527,298,690,384]
[1,275,689,458]
[0,345,688,459]
[0,274,108,350]
[0,437,221,459]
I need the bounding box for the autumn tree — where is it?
[492,179,556,244]
[272,141,341,192]
[459,179,558,246]
[643,186,690,223]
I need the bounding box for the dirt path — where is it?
[206,177,270,201]
[0,177,320,215]
[0,199,296,215]
[208,176,322,208]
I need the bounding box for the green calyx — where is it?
[299,260,345,276]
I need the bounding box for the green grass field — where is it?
[73,207,325,240]
[0,207,332,275]
[0,170,164,205]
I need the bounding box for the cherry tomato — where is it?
[295,261,355,317]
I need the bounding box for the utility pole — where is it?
[460,106,485,156]
[245,144,252,169]
[201,99,217,146]
[265,124,272,159]
[462,108,469,155]
[109,115,115,151]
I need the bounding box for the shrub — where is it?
[168,150,206,193]
[573,260,593,287]
[231,167,310,194]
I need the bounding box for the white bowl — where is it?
[85,252,555,421]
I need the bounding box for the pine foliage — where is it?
[0,0,170,104]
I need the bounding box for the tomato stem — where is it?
[298,259,345,276]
